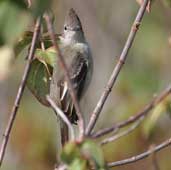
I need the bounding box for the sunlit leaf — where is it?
[35,47,57,67]
[27,58,53,106]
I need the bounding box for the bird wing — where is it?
[59,52,88,124]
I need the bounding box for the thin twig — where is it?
[107,137,171,167]
[44,14,85,138]
[27,0,32,8]
[0,17,41,166]
[101,116,144,145]
[93,85,171,138]
[46,95,75,141]
[85,0,150,135]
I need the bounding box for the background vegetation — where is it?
[0,0,171,170]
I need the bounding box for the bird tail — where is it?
[60,120,69,147]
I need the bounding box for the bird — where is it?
[49,8,93,146]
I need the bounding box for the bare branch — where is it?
[0,17,41,166]
[108,137,171,167]
[27,0,32,8]
[46,95,75,141]
[86,0,150,135]
[101,116,144,145]
[44,13,85,138]
[93,85,171,138]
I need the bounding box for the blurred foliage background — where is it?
[0,0,171,170]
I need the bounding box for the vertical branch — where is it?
[26,0,32,8]
[86,0,149,135]
[0,17,41,167]
[44,14,85,139]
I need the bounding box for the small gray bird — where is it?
[50,8,93,145]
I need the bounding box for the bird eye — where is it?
[64,26,67,30]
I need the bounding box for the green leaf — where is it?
[35,47,57,67]
[14,31,59,58]
[31,0,52,17]
[165,100,171,119]
[61,140,107,170]
[14,31,33,57]
[9,0,28,9]
[61,142,81,164]
[27,58,52,106]
[69,158,87,170]
[143,102,166,138]
[0,1,31,46]
[81,139,106,170]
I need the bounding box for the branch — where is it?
[92,85,171,138]
[46,95,75,141]
[44,14,85,138]
[27,0,32,8]
[85,0,150,135]
[101,116,144,145]
[0,17,41,166]
[107,137,171,167]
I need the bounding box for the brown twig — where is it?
[108,137,171,167]
[44,14,85,139]
[0,17,41,166]
[27,0,32,8]
[101,116,144,145]
[93,85,171,138]
[46,95,75,141]
[85,0,150,135]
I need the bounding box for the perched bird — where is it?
[50,8,93,145]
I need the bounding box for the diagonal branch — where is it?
[0,17,41,167]
[46,95,75,141]
[44,13,85,139]
[107,137,171,167]
[85,0,150,135]
[101,116,144,145]
[92,85,171,138]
